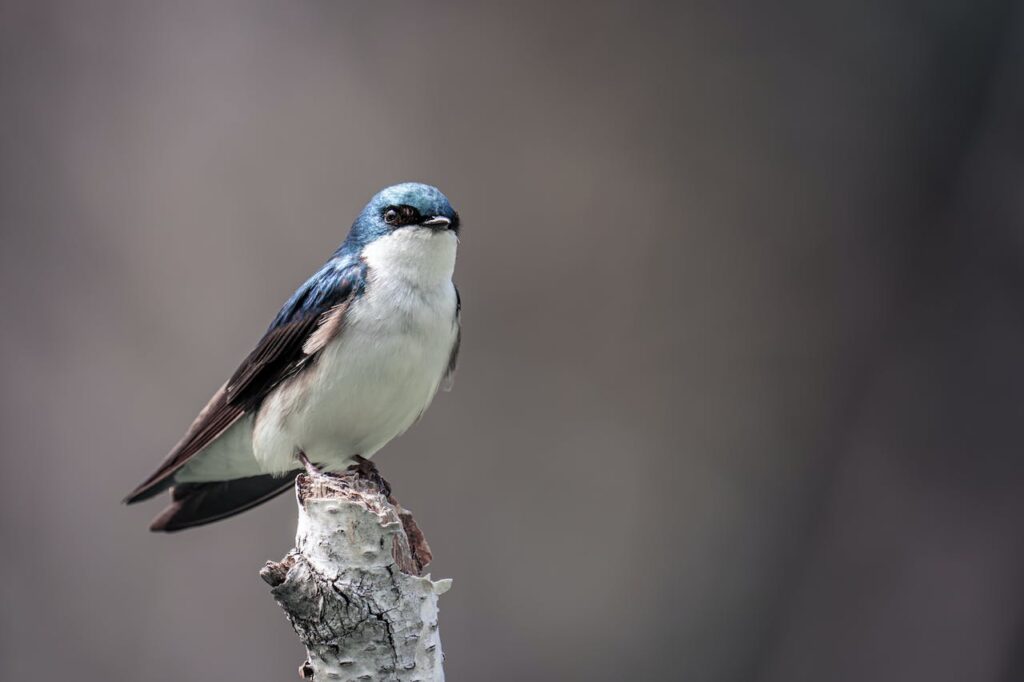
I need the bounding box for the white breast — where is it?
[252,227,459,475]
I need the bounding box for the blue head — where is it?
[342,182,460,251]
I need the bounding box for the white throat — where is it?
[361,227,457,288]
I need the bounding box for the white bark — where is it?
[262,471,450,681]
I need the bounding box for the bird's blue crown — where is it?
[342,182,459,251]
[270,182,458,329]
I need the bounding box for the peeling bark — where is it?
[262,470,449,681]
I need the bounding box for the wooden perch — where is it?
[261,467,450,681]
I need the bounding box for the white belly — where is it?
[252,229,458,475]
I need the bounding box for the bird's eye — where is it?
[383,208,399,225]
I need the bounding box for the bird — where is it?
[125,182,461,531]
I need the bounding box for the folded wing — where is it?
[124,259,366,509]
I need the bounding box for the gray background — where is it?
[2,1,1024,680]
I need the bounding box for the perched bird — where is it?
[125,183,461,531]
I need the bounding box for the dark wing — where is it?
[148,473,299,531]
[124,259,365,504]
[443,285,461,390]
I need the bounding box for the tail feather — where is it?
[149,474,297,532]
[123,475,175,504]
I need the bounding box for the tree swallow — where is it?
[125,182,461,531]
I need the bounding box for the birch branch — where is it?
[261,469,450,681]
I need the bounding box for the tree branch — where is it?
[261,469,450,681]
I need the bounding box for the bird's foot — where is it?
[348,455,392,498]
[299,452,393,498]
[296,451,321,477]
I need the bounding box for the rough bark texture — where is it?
[261,470,449,681]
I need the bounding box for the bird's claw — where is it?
[348,455,392,498]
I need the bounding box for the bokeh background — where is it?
[3,1,1024,680]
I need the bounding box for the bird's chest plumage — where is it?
[252,229,458,475]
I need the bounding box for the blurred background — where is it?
[2,1,1023,680]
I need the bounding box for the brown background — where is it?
[2,1,1024,680]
